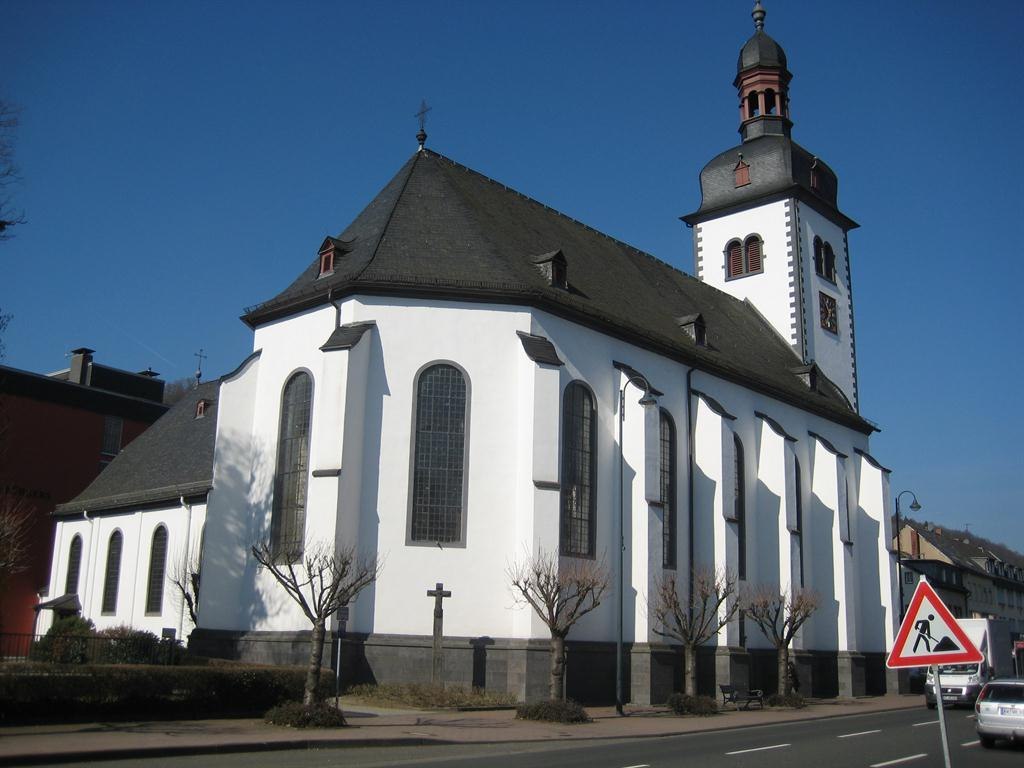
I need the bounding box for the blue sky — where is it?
[3,2,1022,550]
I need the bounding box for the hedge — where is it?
[0,663,332,723]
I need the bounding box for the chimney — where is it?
[68,347,95,385]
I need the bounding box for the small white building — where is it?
[48,5,900,702]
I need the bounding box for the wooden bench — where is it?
[719,684,765,710]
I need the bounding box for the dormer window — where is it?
[317,236,351,278]
[677,313,707,347]
[810,158,820,193]
[195,399,209,419]
[532,250,568,289]
[734,156,750,187]
[319,246,335,277]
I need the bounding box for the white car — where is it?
[975,678,1024,748]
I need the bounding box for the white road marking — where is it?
[621,765,650,768]
[838,729,881,738]
[725,743,790,755]
[961,740,979,747]
[911,720,937,727]
[869,755,927,768]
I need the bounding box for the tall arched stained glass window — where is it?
[734,434,747,580]
[145,526,168,615]
[271,372,313,556]
[65,535,83,595]
[660,410,677,569]
[101,530,123,614]
[410,364,468,543]
[561,382,597,557]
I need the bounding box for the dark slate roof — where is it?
[517,331,563,367]
[243,148,873,434]
[738,30,788,73]
[907,519,1024,573]
[320,321,376,352]
[682,135,855,228]
[54,381,219,516]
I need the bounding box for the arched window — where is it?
[746,91,760,118]
[101,531,123,614]
[744,235,763,273]
[726,236,763,278]
[410,364,469,543]
[65,535,83,595]
[813,236,824,276]
[561,382,597,557]
[764,88,777,115]
[145,526,168,615]
[271,372,313,556]
[734,434,746,580]
[726,239,743,278]
[794,459,805,588]
[823,242,837,282]
[660,410,677,569]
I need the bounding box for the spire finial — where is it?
[415,99,431,150]
[752,1,766,32]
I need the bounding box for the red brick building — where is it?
[0,348,167,635]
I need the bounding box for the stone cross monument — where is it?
[426,582,451,686]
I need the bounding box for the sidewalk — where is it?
[0,694,924,766]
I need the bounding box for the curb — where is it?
[0,701,925,766]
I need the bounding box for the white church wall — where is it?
[855,454,896,653]
[694,200,795,348]
[48,502,206,638]
[796,202,856,408]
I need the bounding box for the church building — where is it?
[47,4,899,702]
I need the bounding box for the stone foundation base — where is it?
[188,629,889,703]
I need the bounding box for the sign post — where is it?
[887,580,983,768]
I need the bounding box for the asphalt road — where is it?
[24,706,1022,768]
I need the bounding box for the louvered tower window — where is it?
[101,531,123,614]
[726,236,764,278]
[271,372,313,557]
[410,364,469,543]
[145,526,168,615]
[560,382,597,557]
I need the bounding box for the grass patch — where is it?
[265,701,347,728]
[345,683,517,709]
[516,699,591,723]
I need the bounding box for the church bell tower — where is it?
[683,2,860,410]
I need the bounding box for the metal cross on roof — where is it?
[415,99,431,149]
[194,348,207,385]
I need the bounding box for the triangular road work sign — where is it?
[887,580,983,668]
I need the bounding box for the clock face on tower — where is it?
[819,292,838,334]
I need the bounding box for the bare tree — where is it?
[162,377,196,405]
[651,567,741,696]
[508,548,608,700]
[169,546,202,626]
[251,539,380,709]
[0,494,31,627]
[0,99,25,240]
[743,583,819,695]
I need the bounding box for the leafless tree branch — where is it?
[743,583,820,695]
[508,548,608,700]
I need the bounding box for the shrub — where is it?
[665,693,719,716]
[96,626,162,665]
[766,692,806,708]
[516,699,591,723]
[0,664,334,723]
[30,616,96,664]
[265,701,347,728]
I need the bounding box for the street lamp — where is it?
[617,375,658,716]
[894,490,922,619]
